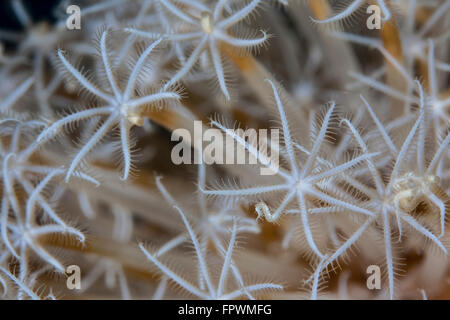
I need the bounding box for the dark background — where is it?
[0,0,62,30]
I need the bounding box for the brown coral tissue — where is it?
[0,0,449,301]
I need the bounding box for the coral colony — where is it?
[0,0,449,300]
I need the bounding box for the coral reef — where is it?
[0,0,449,300]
